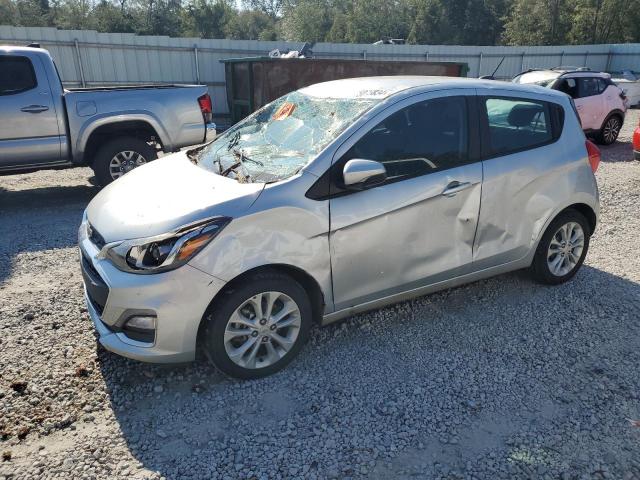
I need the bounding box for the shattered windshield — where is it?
[194,91,380,183]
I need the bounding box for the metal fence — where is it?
[3,25,640,122]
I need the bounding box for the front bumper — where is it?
[204,122,217,142]
[634,150,640,161]
[79,234,226,363]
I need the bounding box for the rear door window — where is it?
[0,56,37,95]
[483,97,560,157]
[577,78,600,98]
[596,78,609,94]
[343,96,470,181]
[556,78,578,98]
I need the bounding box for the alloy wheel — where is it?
[603,117,621,144]
[547,221,585,277]
[109,150,147,180]
[224,291,301,369]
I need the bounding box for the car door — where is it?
[598,77,624,118]
[0,54,61,169]
[473,91,566,269]
[574,77,602,130]
[328,90,482,311]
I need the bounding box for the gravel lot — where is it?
[1,111,640,480]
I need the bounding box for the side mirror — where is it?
[342,159,387,190]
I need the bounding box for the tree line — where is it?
[2,0,640,45]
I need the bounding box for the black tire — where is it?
[530,209,591,285]
[596,114,622,145]
[203,271,312,379]
[92,136,157,186]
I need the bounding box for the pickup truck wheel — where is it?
[93,137,157,186]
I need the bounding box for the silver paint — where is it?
[0,45,210,172]
[81,76,599,362]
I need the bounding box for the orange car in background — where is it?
[633,123,640,160]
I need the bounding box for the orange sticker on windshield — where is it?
[273,102,296,120]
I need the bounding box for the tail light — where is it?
[586,140,601,173]
[198,93,213,124]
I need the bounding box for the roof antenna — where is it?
[480,56,505,80]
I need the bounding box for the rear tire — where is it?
[203,271,312,379]
[596,114,622,145]
[92,136,157,186]
[530,209,591,285]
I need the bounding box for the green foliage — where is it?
[226,9,277,40]
[2,0,640,45]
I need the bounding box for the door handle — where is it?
[20,105,49,113]
[576,105,583,109]
[441,181,472,197]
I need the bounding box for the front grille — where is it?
[87,223,106,250]
[87,290,105,315]
[81,253,109,315]
[82,252,100,278]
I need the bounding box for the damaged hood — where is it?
[86,152,264,242]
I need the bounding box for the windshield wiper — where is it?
[232,148,263,167]
[220,148,263,180]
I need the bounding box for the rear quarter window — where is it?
[483,97,564,158]
[0,56,37,95]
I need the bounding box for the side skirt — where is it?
[320,257,531,326]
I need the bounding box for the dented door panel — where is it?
[472,134,579,269]
[330,163,482,311]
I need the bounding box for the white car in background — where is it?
[611,70,640,107]
[514,69,628,145]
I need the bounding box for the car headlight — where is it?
[104,216,231,274]
[78,211,89,244]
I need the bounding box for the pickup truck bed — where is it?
[0,45,216,185]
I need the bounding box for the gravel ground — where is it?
[1,111,640,480]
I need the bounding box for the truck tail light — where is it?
[586,140,601,173]
[198,93,213,123]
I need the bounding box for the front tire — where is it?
[203,271,312,379]
[92,136,157,186]
[597,115,622,145]
[530,209,591,285]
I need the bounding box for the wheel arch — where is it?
[82,120,163,166]
[600,109,625,131]
[195,264,326,352]
[565,203,597,235]
[74,113,171,164]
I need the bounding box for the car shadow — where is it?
[0,184,99,283]
[598,138,634,163]
[95,264,640,478]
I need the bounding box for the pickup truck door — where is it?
[0,54,62,170]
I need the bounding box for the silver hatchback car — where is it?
[79,77,600,379]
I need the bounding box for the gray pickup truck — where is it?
[0,45,216,185]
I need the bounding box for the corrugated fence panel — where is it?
[3,25,640,120]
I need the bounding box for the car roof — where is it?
[0,45,49,56]
[517,68,611,80]
[300,75,568,101]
